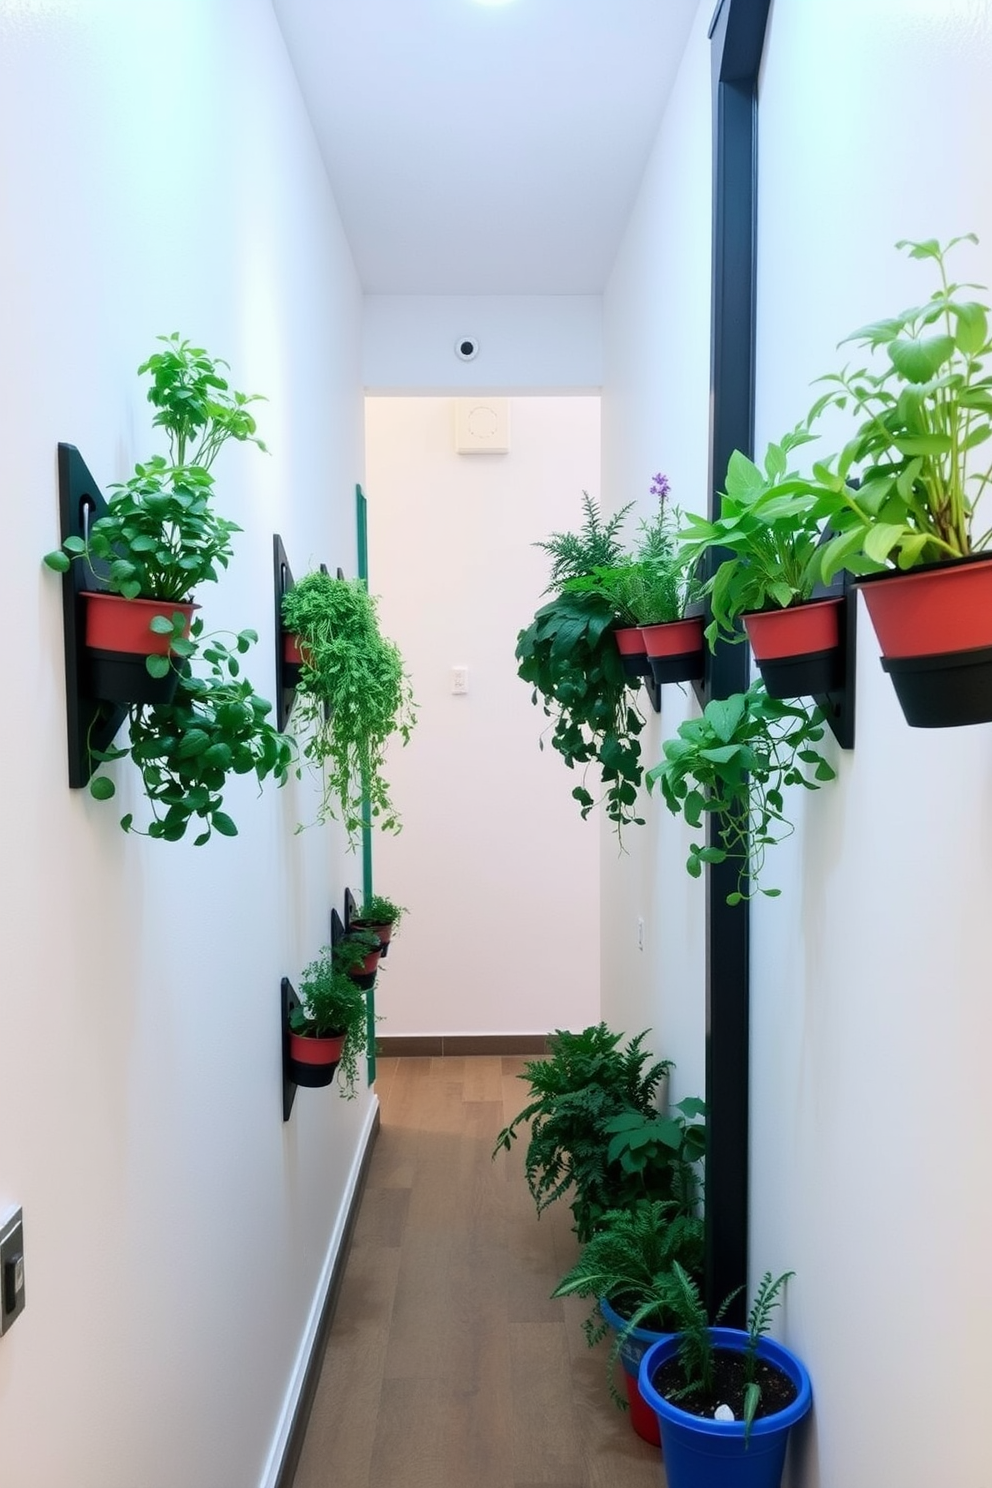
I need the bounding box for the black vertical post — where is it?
[704,0,771,1326]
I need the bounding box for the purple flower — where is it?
[650,472,671,504]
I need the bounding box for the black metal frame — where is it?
[703,0,772,1326]
[55,444,127,787]
[273,534,298,732]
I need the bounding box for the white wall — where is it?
[0,4,369,1486]
[364,396,601,1037]
[601,2,992,1486]
[600,2,714,1109]
[363,295,602,393]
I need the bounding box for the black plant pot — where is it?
[85,649,181,705]
[880,645,992,728]
[647,649,705,685]
[755,646,842,701]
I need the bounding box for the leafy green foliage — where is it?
[806,235,992,579]
[331,928,381,976]
[137,333,267,470]
[533,492,633,592]
[646,682,836,903]
[677,430,825,646]
[103,623,295,844]
[516,590,646,835]
[492,1024,702,1242]
[281,571,416,841]
[565,498,702,628]
[551,1200,705,1407]
[290,948,372,1098]
[355,894,407,928]
[665,1264,794,1440]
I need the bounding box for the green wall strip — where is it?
[356,483,376,1085]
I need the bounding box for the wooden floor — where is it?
[292,1055,666,1488]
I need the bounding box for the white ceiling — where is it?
[270,0,700,295]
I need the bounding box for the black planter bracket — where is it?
[811,574,857,750]
[281,976,301,1122]
[54,443,127,788]
[273,535,299,732]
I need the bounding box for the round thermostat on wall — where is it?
[454,335,479,361]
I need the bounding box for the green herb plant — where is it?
[492,1023,703,1242]
[646,682,836,903]
[43,336,291,841]
[281,571,416,841]
[332,927,382,978]
[666,1263,795,1441]
[676,430,825,647]
[807,234,992,582]
[355,894,406,928]
[551,1200,705,1407]
[289,947,374,1099]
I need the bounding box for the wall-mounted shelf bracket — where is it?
[55,443,127,787]
[273,535,298,731]
[811,573,856,750]
[281,976,300,1122]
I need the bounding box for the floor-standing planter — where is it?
[640,616,705,685]
[742,598,842,700]
[599,1295,667,1447]
[855,554,992,727]
[638,1328,812,1488]
[82,592,196,704]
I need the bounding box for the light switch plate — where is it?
[0,1208,25,1334]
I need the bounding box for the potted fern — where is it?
[280,570,416,839]
[638,1267,811,1488]
[349,893,407,956]
[551,1199,705,1446]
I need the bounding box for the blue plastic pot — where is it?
[637,1327,811,1488]
[599,1295,671,1446]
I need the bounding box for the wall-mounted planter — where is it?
[640,616,706,685]
[612,626,661,712]
[856,553,992,727]
[743,597,843,699]
[82,592,196,704]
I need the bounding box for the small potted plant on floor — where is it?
[805,234,992,726]
[280,570,416,839]
[646,682,836,904]
[637,1266,811,1488]
[288,947,373,1098]
[516,495,646,837]
[492,1023,703,1243]
[551,1199,705,1446]
[676,430,846,698]
[350,894,407,956]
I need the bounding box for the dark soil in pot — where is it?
[650,1350,798,1422]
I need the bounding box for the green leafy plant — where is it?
[551,1200,705,1407]
[565,474,702,628]
[665,1264,795,1440]
[92,624,295,843]
[492,1024,703,1242]
[281,571,416,840]
[289,948,373,1099]
[516,590,646,834]
[138,332,267,469]
[676,430,825,647]
[807,234,992,581]
[646,682,836,903]
[332,927,382,977]
[353,894,407,934]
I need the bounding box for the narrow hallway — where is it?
[292,1056,664,1488]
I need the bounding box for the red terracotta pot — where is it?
[83,592,196,654]
[613,625,650,679]
[743,598,841,660]
[283,632,311,667]
[856,555,992,658]
[351,919,393,952]
[640,617,705,659]
[288,1031,345,1067]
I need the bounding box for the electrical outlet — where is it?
[0,1208,25,1335]
[452,666,468,695]
[637,916,644,951]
